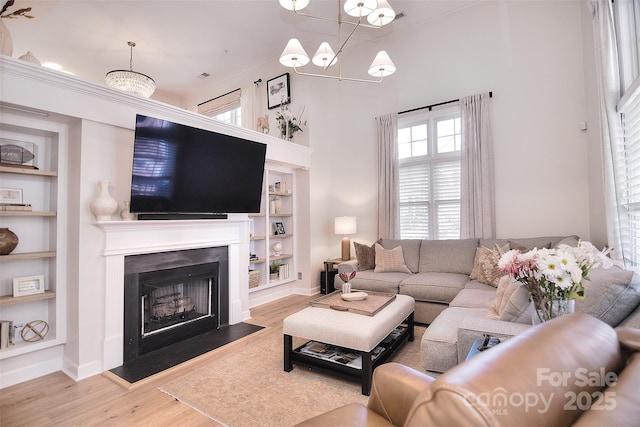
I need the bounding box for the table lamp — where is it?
[334,216,357,261]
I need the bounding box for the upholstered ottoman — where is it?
[283,294,415,395]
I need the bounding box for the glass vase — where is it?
[531,298,576,325]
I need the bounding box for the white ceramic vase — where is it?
[120,201,135,221]
[90,180,118,221]
[0,20,13,57]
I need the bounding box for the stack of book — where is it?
[0,203,32,212]
[279,263,290,280]
[0,320,14,349]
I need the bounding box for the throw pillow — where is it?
[469,243,510,287]
[354,241,377,271]
[374,243,411,274]
[508,240,552,252]
[487,275,532,324]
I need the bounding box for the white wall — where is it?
[183,1,604,289]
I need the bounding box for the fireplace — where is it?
[123,247,229,363]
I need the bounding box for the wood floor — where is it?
[0,294,318,426]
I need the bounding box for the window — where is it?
[398,108,461,239]
[615,1,640,268]
[197,89,242,126]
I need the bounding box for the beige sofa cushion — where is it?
[487,276,531,324]
[469,243,509,287]
[400,272,470,304]
[419,239,479,275]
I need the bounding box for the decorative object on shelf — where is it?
[498,240,615,324]
[1,0,36,57]
[0,187,22,204]
[0,227,18,255]
[271,196,282,214]
[272,241,283,256]
[335,216,357,260]
[256,114,270,133]
[270,261,282,281]
[120,200,135,220]
[20,319,49,342]
[249,269,260,288]
[12,274,44,297]
[90,180,118,221]
[274,221,286,235]
[279,0,396,83]
[0,140,36,168]
[339,270,356,294]
[105,41,156,98]
[267,72,290,109]
[18,50,40,65]
[275,100,306,141]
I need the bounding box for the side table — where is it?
[322,258,344,294]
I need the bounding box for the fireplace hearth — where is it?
[123,247,229,363]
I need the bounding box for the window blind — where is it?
[197,89,241,117]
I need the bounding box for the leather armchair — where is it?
[296,313,640,426]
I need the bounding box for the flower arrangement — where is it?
[1,1,34,19]
[339,271,356,283]
[275,98,307,141]
[498,240,614,323]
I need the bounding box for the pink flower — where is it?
[339,271,356,282]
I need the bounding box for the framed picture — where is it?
[13,275,45,297]
[0,187,23,204]
[267,73,290,109]
[274,222,286,235]
[0,139,37,168]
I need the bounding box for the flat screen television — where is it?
[130,114,266,219]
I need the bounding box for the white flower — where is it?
[537,253,562,278]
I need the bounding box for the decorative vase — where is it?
[342,282,352,294]
[531,298,576,325]
[0,20,13,57]
[120,201,135,221]
[270,273,279,281]
[90,180,118,221]
[0,227,19,255]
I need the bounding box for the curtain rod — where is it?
[398,91,493,115]
[197,87,241,107]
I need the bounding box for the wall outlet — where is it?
[298,272,302,280]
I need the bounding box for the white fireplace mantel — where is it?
[99,218,250,371]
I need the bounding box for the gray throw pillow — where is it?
[576,265,640,326]
[354,241,376,271]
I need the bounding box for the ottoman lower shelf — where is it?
[284,315,414,395]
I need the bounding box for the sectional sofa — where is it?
[336,236,640,375]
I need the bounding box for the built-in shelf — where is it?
[269,191,292,197]
[269,254,293,261]
[0,290,56,307]
[271,233,293,239]
[270,213,293,218]
[0,165,57,177]
[0,211,56,217]
[250,235,266,241]
[0,251,56,261]
[250,258,267,264]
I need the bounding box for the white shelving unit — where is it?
[0,112,67,361]
[249,163,296,292]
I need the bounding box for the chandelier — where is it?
[105,41,156,98]
[279,0,396,83]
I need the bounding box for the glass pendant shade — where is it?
[279,0,310,11]
[105,70,156,98]
[368,50,396,77]
[344,0,377,17]
[105,41,156,98]
[280,38,310,67]
[367,0,396,26]
[312,42,337,67]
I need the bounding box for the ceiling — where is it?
[4,1,480,100]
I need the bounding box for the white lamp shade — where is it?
[367,0,396,26]
[368,50,396,77]
[344,0,377,17]
[279,0,310,11]
[312,42,337,67]
[335,216,357,235]
[280,38,310,67]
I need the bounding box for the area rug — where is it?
[158,325,426,426]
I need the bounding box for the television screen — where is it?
[130,114,266,217]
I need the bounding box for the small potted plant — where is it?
[269,261,282,281]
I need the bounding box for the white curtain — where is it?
[589,0,624,262]
[376,113,400,239]
[460,92,495,239]
[240,84,256,131]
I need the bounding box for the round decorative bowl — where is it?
[341,291,368,301]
